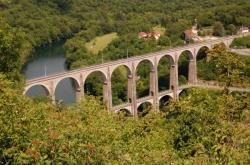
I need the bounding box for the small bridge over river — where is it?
[24,34,250,116]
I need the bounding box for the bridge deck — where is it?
[25,34,249,86]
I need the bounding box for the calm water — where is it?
[23,40,77,104]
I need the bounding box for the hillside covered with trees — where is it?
[1,0,250,64]
[0,0,250,164]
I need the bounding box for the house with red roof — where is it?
[152,32,161,40]
[138,31,161,40]
[138,32,148,39]
[184,25,198,41]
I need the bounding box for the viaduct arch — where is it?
[24,35,247,116]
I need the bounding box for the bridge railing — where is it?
[112,103,131,111]
[112,96,154,110]
[196,79,250,88]
[158,90,172,97]
[196,80,222,86]
[111,83,250,112]
[228,87,250,92]
[179,85,190,90]
[137,96,153,103]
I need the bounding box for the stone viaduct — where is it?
[24,35,246,116]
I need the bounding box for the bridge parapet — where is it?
[136,96,153,104]
[113,103,132,112]
[159,90,172,97]
[179,85,191,90]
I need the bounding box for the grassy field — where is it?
[153,26,166,35]
[85,32,118,54]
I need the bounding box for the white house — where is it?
[237,27,249,34]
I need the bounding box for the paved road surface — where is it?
[193,83,250,93]
[231,49,250,56]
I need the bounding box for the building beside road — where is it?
[138,31,161,40]
[237,26,249,34]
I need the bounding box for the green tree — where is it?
[213,21,225,36]
[0,21,24,82]
[53,0,72,10]
[226,24,236,35]
[231,36,250,48]
[207,43,246,87]
[158,35,171,47]
[0,74,46,163]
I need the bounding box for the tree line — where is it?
[0,0,250,163]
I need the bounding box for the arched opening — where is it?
[84,71,107,102]
[158,55,173,92]
[137,102,153,117]
[111,65,132,106]
[55,77,80,105]
[117,109,132,117]
[159,95,172,112]
[25,85,49,101]
[136,60,154,99]
[196,46,216,81]
[197,46,209,61]
[178,50,193,85]
[178,89,189,99]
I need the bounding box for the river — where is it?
[23,40,77,104]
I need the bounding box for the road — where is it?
[193,84,250,93]
[231,48,250,56]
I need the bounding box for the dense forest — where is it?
[0,0,250,163]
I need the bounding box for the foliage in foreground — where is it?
[207,43,246,87]
[0,74,249,164]
[197,43,250,86]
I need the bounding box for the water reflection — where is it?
[24,40,77,104]
[26,85,48,97]
[23,40,67,79]
[55,78,77,105]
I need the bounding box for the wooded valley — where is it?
[0,0,250,164]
